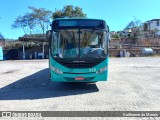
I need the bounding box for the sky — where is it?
[0,0,160,39]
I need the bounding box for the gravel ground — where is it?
[0,57,160,120]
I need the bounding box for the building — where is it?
[144,19,160,35]
[18,36,49,59]
[116,30,131,38]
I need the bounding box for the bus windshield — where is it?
[51,29,108,59]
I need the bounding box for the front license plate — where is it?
[75,77,84,80]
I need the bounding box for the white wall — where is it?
[157,31,160,35]
[149,20,160,30]
[148,20,160,35]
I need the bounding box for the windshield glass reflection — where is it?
[51,29,107,59]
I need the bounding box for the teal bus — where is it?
[46,18,110,82]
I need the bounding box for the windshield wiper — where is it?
[92,27,107,32]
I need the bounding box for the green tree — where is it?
[0,33,5,46]
[143,23,148,31]
[124,17,142,41]
[23,12,36,35]
[12,15,27,34]
[12,14,36,35]
[52,5,87,19]
[28,6,52,36]
[12,7,52,36]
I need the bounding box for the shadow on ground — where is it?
[0,68,99,100]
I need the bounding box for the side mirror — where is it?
[107,25,110,32]
[46,30,51,41]
[46,30,51,48]
[108,34,111,42]
[106,25,111,42]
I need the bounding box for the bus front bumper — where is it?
[50,71,108,82]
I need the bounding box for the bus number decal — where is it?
[89,68,96,72]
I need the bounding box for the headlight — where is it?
[50,65,63,74]
[96,66,108,74]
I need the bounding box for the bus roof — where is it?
[53,18,105,21]
[51,18,108,30]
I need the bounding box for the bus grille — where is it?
[59,62,99,68]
